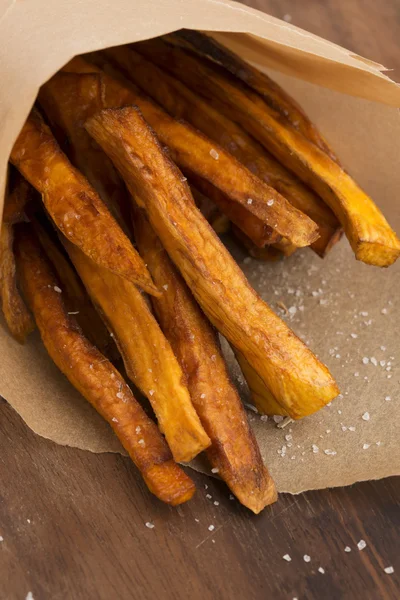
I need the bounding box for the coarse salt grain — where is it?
[267,199,274,206]
[209,149,219,159]
[381,308,388,315]
[247,198,253,205]
[273,415,284,423]
[206,494,212,499]
[145,522,155,529]
[116,392,123,399]
[283,554,292,562]
[324,449,337,456]
[0,536,3,542]
[211,467,219,474]
[162,284,168,291]
[53,286,62,293]
[318,567,325,574]
[384,566,394,574]
[112,417,118,423]
[344,546,351,552]
[135,426,141,434]
[138,439,145,447]
[208,525,215,531]
[303,555,311,562]
[200,393,206,399]
[26,594,34,600]
[357,539,367,551]
[370,357,378,366]
[385,396,391,401]
[350,333,358,339]
[363,443,370,450]
[149,389,155,396]
[362,412,370,421]
[362,357,369,364]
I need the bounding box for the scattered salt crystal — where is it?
[303,554,311,562]
[273,415,284,423]
[318,567,325,574]
[360,311,368,317]
[357,539,367,551]
[112,417,118,423]
[149,389,155,396]
[214,501,219,506]
[385,396,391,401]
[211,467,219,474]
[350,333,358,339]
[320,299,328,306]
[338,410,342,415]
[195,518,200,523]
[208,525,215,531]
[376,441,382,446]
[135,426,141,434]
[116,392,123,399]
[206,494,212,499]
[344,546,351,552]
[363,443,370,450]
[283,554,292,562]
[362,412,370,421]
[285,434,292,442]
[247,198,253,205]
[342,426,347,432]
[68,311,79,315]
[209,149,219,160]
[362,357,369,365]
[381,308,388,315]
[260,415,268,422]
[26,594,34,600]
[380,345,386,351]
[200,393,206,399]
[370,357,378,366]
[162,284,168,291]
[0,536,3,542]
[211,354,217,361]
[380,360,386,367]
[354,372,359,377]
[324,449,337,456]
[288,306,297,316]
[145,522,155,529]
[384,566,394,574]
[267,199,274,206]
[349,426,356,432]
[138,439,145,447]
[312,444,319,454]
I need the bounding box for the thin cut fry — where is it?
[63,237,210,463]
[76,52,319,248]
[133,208,277,512]
[29,212,115,358]
[0,222,35,342]
[115,42,341,256]
[134,39,400,267]
[10,109,159,295]
[14,224,196,505]
[166,30,340,163]
[85,106,339,419]
[38,72,130,230]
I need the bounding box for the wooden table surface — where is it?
[1,1,399,599]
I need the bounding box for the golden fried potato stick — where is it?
[111,42,340,256]
[62,237,210,463]
[75,52,319,249]
[0,222,35,342]
[14,224,195,505]
[85,106,339,419]
[29,212,115,358]
[134,39,400,267]
[38,72,130,230]
[166,30,341,163]
[133,207,277,512]
[10,109,159,295]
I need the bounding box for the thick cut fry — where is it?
[133,208,276,512]
[0,223,35,342]
[78,52,319,248]
[115,42,340,256]
[29,213,115,358]
[63,237,210,463]
[14,225,195,505]
[38,72,130,230]
[10,109,159,294]
[85,107,339,419]
[166,30,340,163]
[133,39,400,267]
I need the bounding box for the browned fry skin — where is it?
[166,30,340,163]
[62,237,210,463]
[79,50,319,249]
[14,224,196,505]
[85,106,339,419]
[38,72,131,231]
[107,43,340,257]
[0,222,35,342]
[10,109,159,295]
[133,39,400,268]
[2,169,33,225]
[133,208,277,512]
[188,173,281,247]
[29,213,115,358]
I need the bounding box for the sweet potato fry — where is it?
[109,42,341,257]
[133,39,400,267]
[2,169,32,225]
[14,224,195,505]
[133,207,277,512]
[38,72,130,230]
[78,51,319,248]
[166,30,340,163]
[62,237,210,463]
[85,106,339,419]
[29,212,115,358]
[10,109,159,295]
[0,222,35,342]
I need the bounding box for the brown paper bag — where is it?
[0,0,399,493]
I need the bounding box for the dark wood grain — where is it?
[1,1,399,599]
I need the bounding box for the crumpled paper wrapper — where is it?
[0,0,399,493]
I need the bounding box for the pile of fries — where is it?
[1,31,399,513]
